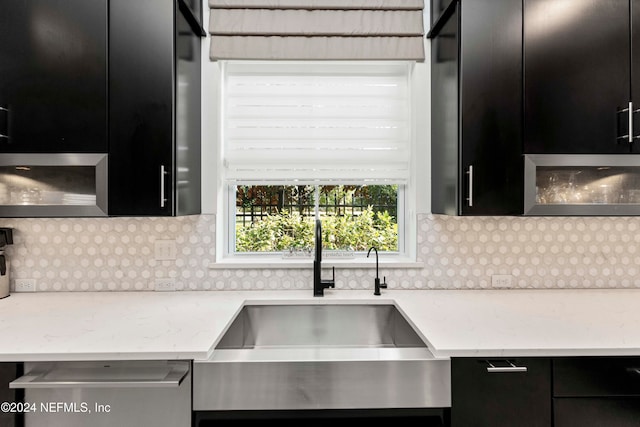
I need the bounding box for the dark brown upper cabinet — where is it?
[429,0,523,216]
[0,0,202,217]
[108,0,203,216]
[524,0,639,154]
[0,0,108,153]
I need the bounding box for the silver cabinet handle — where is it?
[630,101,634,144]
[617,102,634,143]
[0,106,8,139]
[633,106,640,141]
[466,165,473,207]
[160,164,168,208]
[486,360,528,373]
[10,364,189,389]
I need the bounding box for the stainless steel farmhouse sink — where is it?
[193,304,451,411]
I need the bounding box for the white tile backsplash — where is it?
[1,214,639,291]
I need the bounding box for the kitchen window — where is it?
[217,61,416,263]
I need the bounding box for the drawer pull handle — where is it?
[10,364,189,389]
[486,361,528,373]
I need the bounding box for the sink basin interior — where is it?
[215,304,426,349]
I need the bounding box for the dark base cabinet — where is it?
[553,357,640,427]
[452,357,640,427]
[451,358,551,427]
[555,398,640,427]
[0,363,23,427]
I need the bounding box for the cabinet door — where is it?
[109,0,175,216]
[524,0,632,154]
[430,3,459,216]
[451,358,551,427]
[0,0,107,153]
[431,0,522,216]
[459,0,523,215]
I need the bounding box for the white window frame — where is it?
[215,61,418,267]
[223,184,408,259]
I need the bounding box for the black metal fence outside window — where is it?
[235,185,398,227]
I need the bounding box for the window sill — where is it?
[209,257,423,270]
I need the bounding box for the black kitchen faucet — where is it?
[313,219,335,297]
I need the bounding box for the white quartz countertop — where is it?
[1,288,640,361]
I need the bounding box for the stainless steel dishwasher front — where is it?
[10,360,191,427]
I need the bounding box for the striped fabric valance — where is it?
[208,0,425,60]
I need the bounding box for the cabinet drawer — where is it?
[451,358,551,427]
[554,397,640,427]
[554,357,640,397]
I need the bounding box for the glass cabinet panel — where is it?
[524,154,640,215]
[0,154,107,217]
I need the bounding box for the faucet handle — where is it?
[330,266,335,288]
[380,276,387,289]
[321,266,335,289]
[328,266,335,288]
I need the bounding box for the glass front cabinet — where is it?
[524,155,640,215]
[0,154,107,217]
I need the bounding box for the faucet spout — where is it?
[367,247,379,279]
[313,219,334,297]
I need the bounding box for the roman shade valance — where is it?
[208,0,425,60]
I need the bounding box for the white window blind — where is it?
[208,0,425,60]
[221,62,413,185]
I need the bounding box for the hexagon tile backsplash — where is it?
[1,214,639,292]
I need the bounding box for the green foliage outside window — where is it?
[235,208,398,252]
